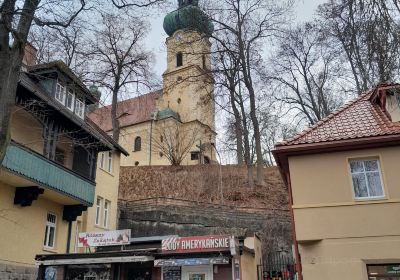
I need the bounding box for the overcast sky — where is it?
[144,0,327,77]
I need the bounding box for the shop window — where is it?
[349,159,385,199]
[44,213,57,248]
[55,82,66,105]
[177,52,183,67]
[134,136,142,152]
[368,264,400,279]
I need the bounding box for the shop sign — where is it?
[78,229,131,247]
[162,235,232,253]
[154,257,230,267]
[386,265,400,274]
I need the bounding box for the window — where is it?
[349,159,385,199]
[55,83,66,104]
[95,197,110,228]
[44,213,57,248]
[134,137,142,152]
[66,89,75,111]
[191,152,199,161]
[107,151,113,173]
[99,152,113,174]
[202,55,206,69]
[75,98,85,119]
[95,197,102,225]
[100,152,105,169]
[177,52,183,67]
[54,148,65,165]
[103,200,110,228]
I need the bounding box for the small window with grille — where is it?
[44,213,57,248]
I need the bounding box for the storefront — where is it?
[36,233,262,280]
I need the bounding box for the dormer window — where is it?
[75,98,85,119]
[55,83,66,105]
[66,89,75,111]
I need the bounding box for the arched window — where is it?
[134,136,141,152]
[177,52,183,67]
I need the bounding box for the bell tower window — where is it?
[177,52,183,67]
[134,136,142,152]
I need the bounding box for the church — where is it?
[90,0,217,167]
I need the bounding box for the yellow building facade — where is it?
[0,60,125,279]
[274,84,400,280]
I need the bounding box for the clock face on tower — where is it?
[175,32,183,42]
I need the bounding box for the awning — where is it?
[154,257,230,267]
[37,256,154,266]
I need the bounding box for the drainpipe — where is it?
[66,221,72,253]
[286,172,303,280]
[149,119,153,165]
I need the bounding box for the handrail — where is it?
[10,140,96,185]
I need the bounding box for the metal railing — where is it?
[258,253,297,280]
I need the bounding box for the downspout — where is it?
[149,119,153,165]
[66,221,72,253]
[286,172,303,280]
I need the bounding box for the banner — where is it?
[154,257,230,267]
[162,235,232,253]
[78,229,131,247]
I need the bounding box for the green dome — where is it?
[163,2,214,36]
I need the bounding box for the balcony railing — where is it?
[1,142,95,205]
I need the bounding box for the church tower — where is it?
[156,0,216,163]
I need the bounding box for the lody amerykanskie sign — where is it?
[161,235,236,254]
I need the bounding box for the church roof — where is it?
[89,90,161,132]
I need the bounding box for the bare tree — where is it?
[152,121,199,166]
[89,14,153,142]
[0,0,165,164]
[317,0,400,94]
[211,0,291,185]
[268,23,344,125]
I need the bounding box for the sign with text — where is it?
[78,229,131,247]
[387,265,400,274]
[161,235,231,253]
[155,257,230,267]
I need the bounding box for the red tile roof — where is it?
[89,90,161,132]
[277,89,400,147]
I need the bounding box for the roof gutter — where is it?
[274,134,400,175]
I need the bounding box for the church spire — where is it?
[163,0,213,37]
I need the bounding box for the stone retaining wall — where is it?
[0,262,37,280]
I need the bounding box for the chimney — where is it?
[22,42,37,67]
